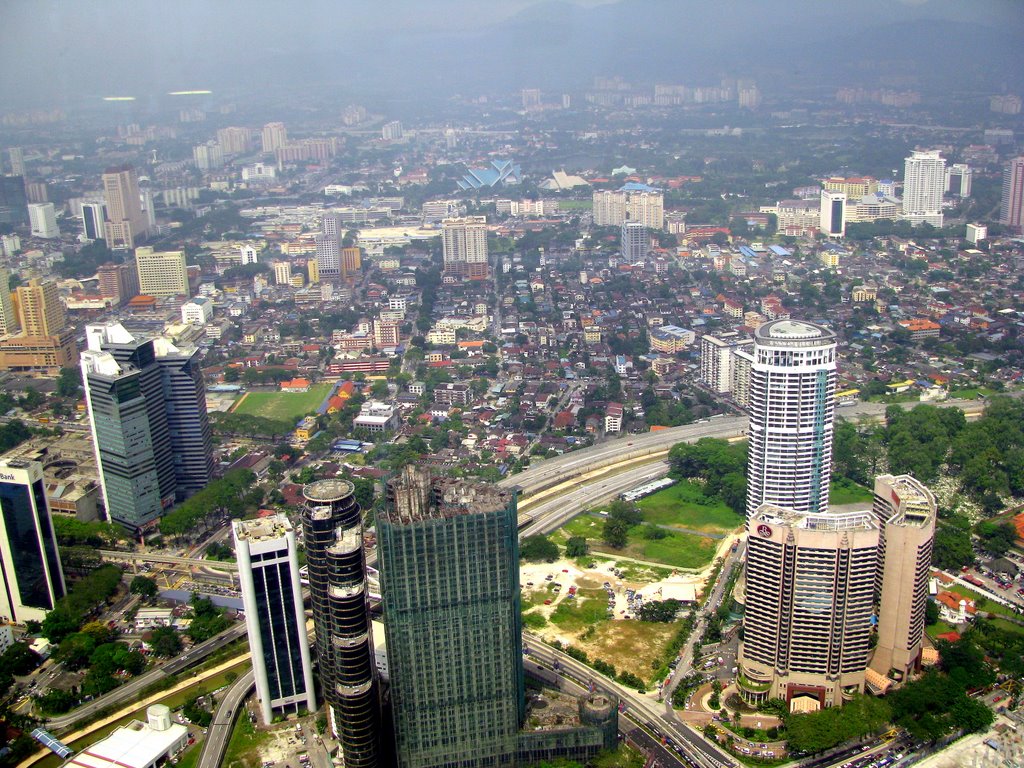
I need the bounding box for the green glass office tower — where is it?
[378,467,524,768]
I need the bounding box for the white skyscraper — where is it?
[81,202,107,241]
[902,150,946,227]
[819,189,846,237]
[745,320,837,519]
[233,515,316,725]
[620,221,648,262]
[28,202,59,239]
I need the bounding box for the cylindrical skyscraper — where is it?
[745,320,837,519]
[302,479,380,768]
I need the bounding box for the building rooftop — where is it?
[64,719,187,768]
[385,466,514,525]
[303,478,354,504]
[233,514,292,542]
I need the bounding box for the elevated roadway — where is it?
[197,669,254,768]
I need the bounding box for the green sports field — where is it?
[231,383,334,422]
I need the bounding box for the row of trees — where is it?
[42,565,123,642]
[158,469,258,538]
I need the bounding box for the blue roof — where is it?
[619,182,658,193]
[457,160,521,190]
[769,245,791,257]
[738,246,757,259]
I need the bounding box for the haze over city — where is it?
[0,2,1023,768]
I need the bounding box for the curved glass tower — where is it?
[302,479,380,768]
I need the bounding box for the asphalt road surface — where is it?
[197,669,254,768]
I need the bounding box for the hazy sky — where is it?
[1,0,1021,108]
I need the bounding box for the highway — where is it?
[197,669,254,768]
[46,624,248,732]
[524,636,735,768]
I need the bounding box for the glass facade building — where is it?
[378,467,524,768]
[302,479,380,768]
[0,459,65,623]
[234,515,315,724]
[82,323,213,530]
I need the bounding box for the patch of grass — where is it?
[587,620,676,680]
[176,742,202,768]
[949,387,998,401]
[636,532,717,569]
[232,383,334,422]
[522,612,548,630]
[637,480,742,533]
[591,743,646,768]
[988,617,1024,635]
[829,478,874,506]
[550,597,612,632]
[925,620,959,639]
[223,709,272,768]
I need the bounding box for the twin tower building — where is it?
[738,320,936,711]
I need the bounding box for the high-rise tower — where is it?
[82,323,212,529]
[301,479,380,768]
[819,190,846,237]
[135,247,188,297]
[82,202,107,241]
[378,467,524,768]
[869,475,936,682]
[102,165,148,249]
[901,150,945,227]
[745,320,837,519]
[233,515,316,724]
[0,459,65,624]
[442,216,489,281]
[1000,156,1024,235]
[738,504,879,709]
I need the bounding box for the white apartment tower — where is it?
[869,475,936,683]
[28,203,59,239]
[261,122,288,154]
[234,516,316,725]
[745,320,836,519]
[442,216,489,281]
[700,332,754,394]
[902,150,946,227]
[620,221,648,262]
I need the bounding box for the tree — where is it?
[932,517,974,570]
[56,366,83,398]
[602,518,629,549]
[149,626,183,657]
[565,536,588,558]
[976,520,1017,557]
[130,576,158,599]
[520,535,560,563]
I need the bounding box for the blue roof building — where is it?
[457,160,522,190]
